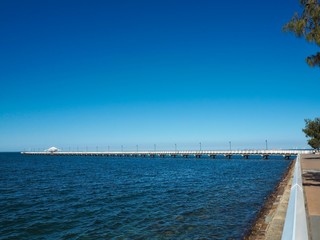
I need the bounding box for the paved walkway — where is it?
[300,154,320,240]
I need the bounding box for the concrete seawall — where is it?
[244,160,295,239]
[246,154,320,240]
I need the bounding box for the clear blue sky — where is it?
[0,0,319,151]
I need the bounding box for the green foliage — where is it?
[283,0,320,67]
[302,117,320,149]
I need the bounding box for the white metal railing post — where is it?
[281,154,309,240]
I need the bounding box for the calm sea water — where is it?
[0,153,291,239]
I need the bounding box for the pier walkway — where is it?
[21,149,311,159]
[300,154,320,240]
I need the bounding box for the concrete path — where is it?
[300,154,320,240]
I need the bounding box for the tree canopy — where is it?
[283,0,320,67]
[302,117,320,150]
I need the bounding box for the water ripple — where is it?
[0,153,290,239]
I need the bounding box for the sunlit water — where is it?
[0,153,291,239]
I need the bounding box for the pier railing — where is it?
[21,149,312,156]
[281,154,308,240]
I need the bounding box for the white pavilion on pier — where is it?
[45,147,59,153]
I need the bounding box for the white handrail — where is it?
[281,154,308,240]
[21,149,313,155]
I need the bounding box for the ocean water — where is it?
[0,153,291,239]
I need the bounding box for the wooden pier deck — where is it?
[21,150,312,159]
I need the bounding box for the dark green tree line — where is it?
[283,0,320,67]
[303,118,320,150]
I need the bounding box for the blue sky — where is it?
[0,0,319,151]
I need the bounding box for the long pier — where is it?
[21,150,312,159]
